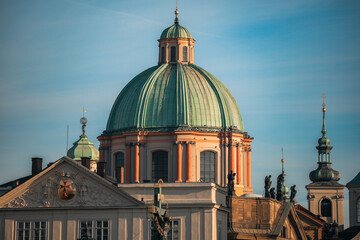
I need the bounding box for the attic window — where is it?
[152,151,168,182]
[183,46,188,62]
[170,46,176,62]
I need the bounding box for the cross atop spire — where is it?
[321,94,327,136]
[322,93,326,112]
[174,0,179,24]
[281,147,285,175]
[81,106,87,117]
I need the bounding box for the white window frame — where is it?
[150,218,180,240]
[167,218,180,240]
[78,219,110,240]
[16,220,48,240]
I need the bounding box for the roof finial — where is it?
[281,147,285,174]
[174,0,179,24]
[321,93,327,136]
[80,106,88,136]
[322,93,326,112]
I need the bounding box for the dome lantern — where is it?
[158,7,195,65]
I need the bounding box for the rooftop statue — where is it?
[264,175,272,198]
[228,171,236,196]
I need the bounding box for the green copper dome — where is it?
[309,162,341,182]
[105,63,244,134]
[67,134,99,161]
[160,23,193,39]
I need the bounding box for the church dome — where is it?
[160,23,193,39]
[105,63,244,134]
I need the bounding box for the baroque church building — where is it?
[0,10,254,240]
[0,8,351,240]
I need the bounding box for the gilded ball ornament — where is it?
[80,117,87,125]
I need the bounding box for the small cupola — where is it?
[67,114,99,172]
[158,8,195,65]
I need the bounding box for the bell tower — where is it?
[306,94,345,230]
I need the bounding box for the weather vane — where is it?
[174,0,179,24]
[80,106,88,136]
[321,93,326,110]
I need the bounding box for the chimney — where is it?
[31,158,43,175]
[81,157,91,170]
[97,162,106,178]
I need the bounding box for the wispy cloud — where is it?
[66,0,162,26]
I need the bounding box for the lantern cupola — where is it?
[158,8,195,64]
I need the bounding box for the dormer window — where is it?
[183,46,188,62]
[170,46,176,62]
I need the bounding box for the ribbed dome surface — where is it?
[106,63,244,134]
[160,24,193,39]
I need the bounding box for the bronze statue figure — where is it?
[227,170,236,196]
[264,175,272,198]
[276,173,285,201]
[270,187,276,199]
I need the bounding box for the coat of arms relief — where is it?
[3,165,122,209]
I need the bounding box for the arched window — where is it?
[115,152,125,182]
[115,152,125,168]
[321,198,332,217]
[161,47,165,63]
[152,151,168,182]
[183,46,188,62]
[170,46,176,62]
[357,197,360,222]
[200,151,215,183]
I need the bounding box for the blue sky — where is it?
[0,0,359,227]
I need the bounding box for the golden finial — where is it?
[322,93,326,112]
[281,147,285,174]
[174,0,179,24]
[175,0,179,15]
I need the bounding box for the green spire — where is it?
[309,94,341,183]
[321,93,327,137]
[316,94,332,163]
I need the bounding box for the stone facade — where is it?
[347,172,360,227]
[227,196,307,240]
[0,157,229,240]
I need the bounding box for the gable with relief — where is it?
[0,157,142,209]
